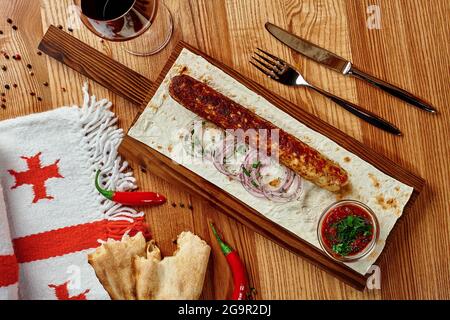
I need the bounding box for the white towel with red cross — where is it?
[0,183,18,299]
[0,85,148,300]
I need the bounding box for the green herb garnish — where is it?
[252,161,261,169]
[330,215,373,256]
[242,167,251,177]
[251,180,259,188]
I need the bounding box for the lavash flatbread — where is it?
[134,231,211,300]
[87,232,147,300]
[88,231,210,300]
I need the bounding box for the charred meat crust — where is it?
[169,74,348,192]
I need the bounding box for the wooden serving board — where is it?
[39,26,425,290]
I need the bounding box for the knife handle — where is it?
[348,66,437,113]
[310,86,402,136]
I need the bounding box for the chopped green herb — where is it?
[330,215,373,256]
[251,180,259,188]
[242,167,251,177]
[252,161,261,169]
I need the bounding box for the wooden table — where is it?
[1,0,449,299]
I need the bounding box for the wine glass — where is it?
[73,0,173,56]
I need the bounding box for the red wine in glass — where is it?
[75,0,173,55]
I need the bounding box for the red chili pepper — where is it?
[95,170,166,206]
[210,223,250,300]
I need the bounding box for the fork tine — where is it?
[256,47,286,64]
[254,52,282,71]
[251,56,281,76]
[249,61,278,79]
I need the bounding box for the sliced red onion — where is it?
[239,149,265,198]
[241,148,303,203]
[212,139,248,181]
[260,174,303,203]
[184,119,303,203]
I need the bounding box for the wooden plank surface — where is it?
[1,0,449,299]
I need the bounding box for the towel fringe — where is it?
[78,83,148,241]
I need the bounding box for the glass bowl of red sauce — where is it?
[317,200,379,262]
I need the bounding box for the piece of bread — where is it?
[134,231,211,300]
[87,232,146,300]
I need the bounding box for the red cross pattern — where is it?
[8,152,63,204]
[49,281,90,300]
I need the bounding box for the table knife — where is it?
[265,22,437,113]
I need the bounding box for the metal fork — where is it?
[250,48,402,136]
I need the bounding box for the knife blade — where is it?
[265,22,437,113]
